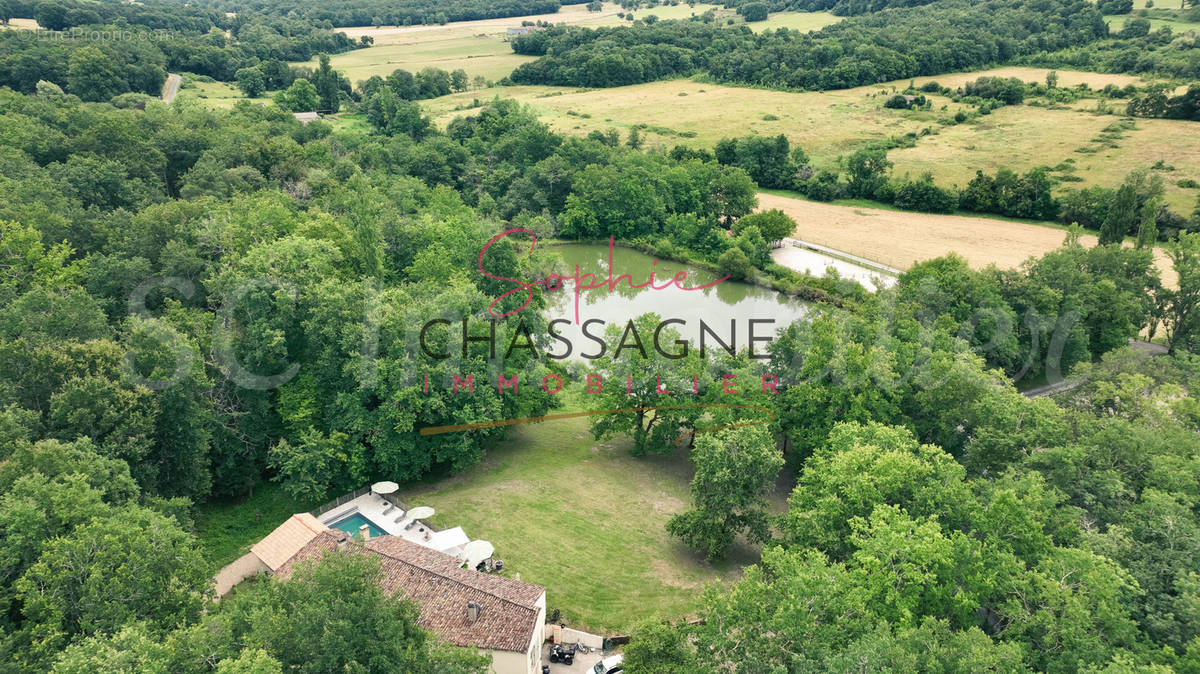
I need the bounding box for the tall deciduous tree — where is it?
[589,315,706,455]
[311,54,340,113]
[66,46,125,102]
[1100,182,1138,245]
[1161,231,1200,354]
[621,618,697,673]
[224,550,490,673]
[273,79,319,112]
[13,508,209,667]
[667,425,783,560]
[845,147,892,199]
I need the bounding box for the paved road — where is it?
[161,73,181,104]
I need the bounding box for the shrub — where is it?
[893,174,958,213]
[964,76,1026,105]
[717,246,753,280]
[802,171,843,202]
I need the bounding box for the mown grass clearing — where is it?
[179,79,270,108]
[196,482,322,571]
[196,394,774,631]
[749,9,842,32]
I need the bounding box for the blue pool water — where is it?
[331,512,387,539]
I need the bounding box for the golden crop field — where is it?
[758,191,1176,285]
[1,18,40,29]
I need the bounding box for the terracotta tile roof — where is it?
[250,513,329,571]
[275,534,545,653]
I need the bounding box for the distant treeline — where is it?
[1019,25,1200,80]
[0,6,361,99]
[750,0,1131,17]
[5,0,223,32]
[509,0,1110,90]
[753,0,940,17]
[188,0,576,28]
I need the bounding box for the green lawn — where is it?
[396,401,768,632]
[195,395,773,631]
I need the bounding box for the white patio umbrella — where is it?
[406,505,435,520]
[371,481,399,495]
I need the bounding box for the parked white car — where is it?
[590,654,623,674]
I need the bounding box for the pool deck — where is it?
[316,493,470,560]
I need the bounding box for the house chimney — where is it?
[359,523,371,541]
[467,601,480,623]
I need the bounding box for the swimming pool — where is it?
[330,512,387,539]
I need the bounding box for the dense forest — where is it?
[5,71,1200,668]
[510,0,1112,89]
[4,0,1200,669]
[624,347,1200,671]
[1020,26,1200,80]
[0,1,362,97]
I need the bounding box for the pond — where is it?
[538,243,810,357]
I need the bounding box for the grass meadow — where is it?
[1105,0,1200,32]
[295,2,739,85]
[423,68,1200,213]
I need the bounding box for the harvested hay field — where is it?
[1,18,40,30]
[910,67,1148,91]
[757,192,1175,285]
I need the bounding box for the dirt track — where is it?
[161,73,182,104]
